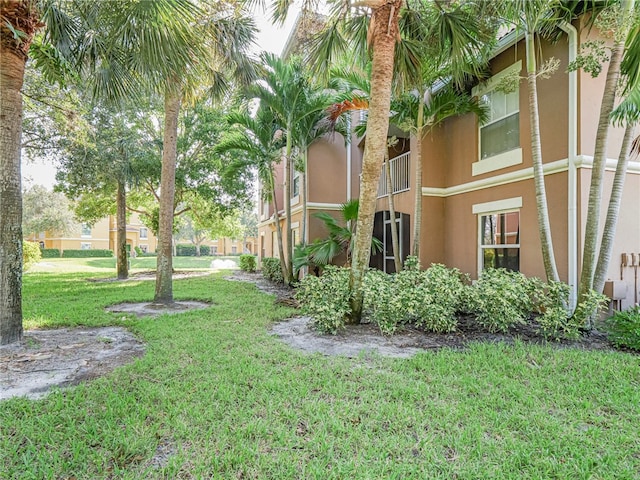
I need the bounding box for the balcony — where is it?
[377,151,410,197]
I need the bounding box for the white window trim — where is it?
[472,60,522,176]
[291,171,301,206]
[473,197,522,276]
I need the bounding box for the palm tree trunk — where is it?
[301,151,308,247]
[116,178,128,280]
[412,95,425,258]
[385,148,402,272]
[578,36,626,302]
[269,170,287,280]
[0,40,26,345]
[526,31,560,282]
[349,0,403,322]
[593,123,636,293]
[155,88,181,304]
[283,133,294,284]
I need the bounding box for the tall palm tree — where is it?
[217,106,288,278]
[249,53,325,284]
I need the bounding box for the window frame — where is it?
[81,224,92,238]
[472,60,523,176]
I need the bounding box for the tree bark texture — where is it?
[593,123,636,293]
[269,169,287,280]
[116,178,128,280]
[349,0,402,321]
[155,89,181,304]
[526,31,560,282]
[578,40,624,301]
[411,96,424,258]
[283,134,294,283]
[0,42,26,345]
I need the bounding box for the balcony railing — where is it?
[377,151,410,197]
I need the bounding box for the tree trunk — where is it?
[578,36,625,302]
[412,94,425,258]
[384,148,401,272]
[0,42,26,345]
[349,0,402,322]
[269,170,287,280]
[526,31,560,282]
[301,151,308,247]
[116,178,128,279]
[283,132,294,284]
[593,123,636,293]
[155,88,181,304]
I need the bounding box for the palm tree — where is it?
[249,53,326,284]
[216,106,288,279]
[392,85,489,258]
[578,0,636,303]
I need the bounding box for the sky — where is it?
[21,5,300,190]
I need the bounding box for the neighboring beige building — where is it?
[259,19,640,309]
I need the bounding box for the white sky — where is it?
[22,5,300,190]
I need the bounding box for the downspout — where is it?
[561,22,578,309]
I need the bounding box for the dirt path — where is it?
[1,327,144,400]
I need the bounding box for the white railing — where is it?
[377,152,410,197]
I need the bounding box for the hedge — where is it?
[176,244,211,256]
[40,248,61,258]
[62,249,114,258]
[239,254,257,273]
[262,257,284,284]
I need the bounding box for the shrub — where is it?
[262,257,284,284]
[605,306,640,351]
[134,246,143,256]
[466,268,534,333]
[23,241,42,271]
[296,266,351,334]
[176,244,197,256]
[62,249,113,258]
[239,254,257,273]
[363,262,466,334]
[40,248,60,258]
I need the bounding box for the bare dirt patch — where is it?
[106,301,212,318]
[271,316,616,359]
[1,327,144,400]
[225,271,296,306]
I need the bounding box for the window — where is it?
[81,224,92,237]
[292,171,300,198]
[272,231,278,257]
[139,227,148,239]
[231,246,237,254]
[80,242,91,250]
[480,89,519,160]
[292,228,299,246]
[479,211,520,272]
[211,246,218,255]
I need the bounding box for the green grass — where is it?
[2,262,640,479]
[30,255,237,274]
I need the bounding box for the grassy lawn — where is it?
[31,255,238,274]
[2,263,639,478]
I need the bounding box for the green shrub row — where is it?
[239,254,257,273]
[296,258,608,339]
[605,306,640,351]
[23,241,42,271]
[262,257,284,284]
[61,249,114,258]
[176,244,212,256]
[40,248,61,258]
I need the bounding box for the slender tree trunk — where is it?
[526,31,560,282]
[155,88,181,304]
[0,42,26,345]
[283,132,294,283]
[593,123,636,293]
[578,36,626,302]
[385,148,401,272]
[116,178,128,280]
[412,95,425,258]
[349,0,402,322]
[301,151,308,247]
[269,170,287,280]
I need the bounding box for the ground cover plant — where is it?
[1,260,639,478]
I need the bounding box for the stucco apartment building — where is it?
[258,19,640,309]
